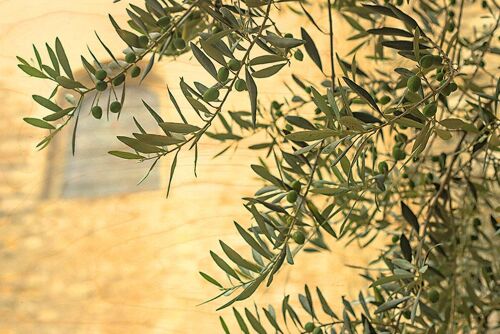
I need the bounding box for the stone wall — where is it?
[0,1,381,333]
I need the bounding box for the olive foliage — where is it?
[19,0,499,333]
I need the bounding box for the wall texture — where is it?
[0,1,382,333]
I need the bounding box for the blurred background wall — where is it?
[0,1,384,333]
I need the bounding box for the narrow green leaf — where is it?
[55,38,74,80]
[24,117,55,130]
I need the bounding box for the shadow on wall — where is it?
[42,66,163,199]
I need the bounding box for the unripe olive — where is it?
[275,110,283,117]
[449,10,455,18]
[271,101,281,110]
[285,124,294,132]
[392,235,399,243]
[157,16,171,28]
[436,72,445,81]
[110,101,122,113]
[173,38,186,50]
[294,49,304,61]
[482,0,488,8]
[379,95,391,105]
[131,65,141,78]
[235,79,247,91]
[423,102,437,117]
[402,172,409,178]
[378,161,389,174]
[473,218,481,226]
[407,75,421,92]
[396,0,403,5]
[293,231,305,244]
[138,35,149,48]
[449,82,458,92]
[426,172,434,183]
[125,52,136,63]
[305,86,312,94]
[91,105,102,119]
[286,190,298,203]
[228,59,241,71]
[441,85,452,96]
[95,80,107,92]
[203,87,220,102]
[113,73,126,86]
[312,328,323,334]
[304,322,315,332]
[392,145,406,161]
[95,69,107,81]
[433,55,443,65]
[447,22,455,32]
[284,33,293,38]
[291,180,301,192]
[217,67,229,82]
[420,55,434,69]
[429,290,440,303]
[403,310,411,319]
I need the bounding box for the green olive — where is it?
[378,161,389,174]
[138,35,149,48]
[419,55,434,69]
[113,73,126,86]
[429,290,440,303]
[423,102,437,117]
[125,52,136,63]
[157,16,171,28]
[284,33,293,38]
[203,87,219,102]
[433,55,443,65]
[173,38,186,50]
[217,67,229,82]
[95,80,107,92]
[110,101,122,113]
[271,101,281,110]
[235,79,247,91]
[436,72,445,81]
[293,231,305,244]
[473,218,481,226]
[392,145,406,161]
[379,95,391,105]
[91,105,102,119]
[407,75,421,92]
[294,49,304,61]
[286,190,298,203]
[392,235,400,243]
[131,66,141,78]
[95,69,107,81]
[228,59,241,71]
[304,322,315,332]
[275,110,283,117]
[312,328,323,334]
[291,180,301,192]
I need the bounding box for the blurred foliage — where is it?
[19,0,499,332]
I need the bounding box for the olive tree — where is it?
[18,0,499,332]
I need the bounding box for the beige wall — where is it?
[0,1,380,333]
